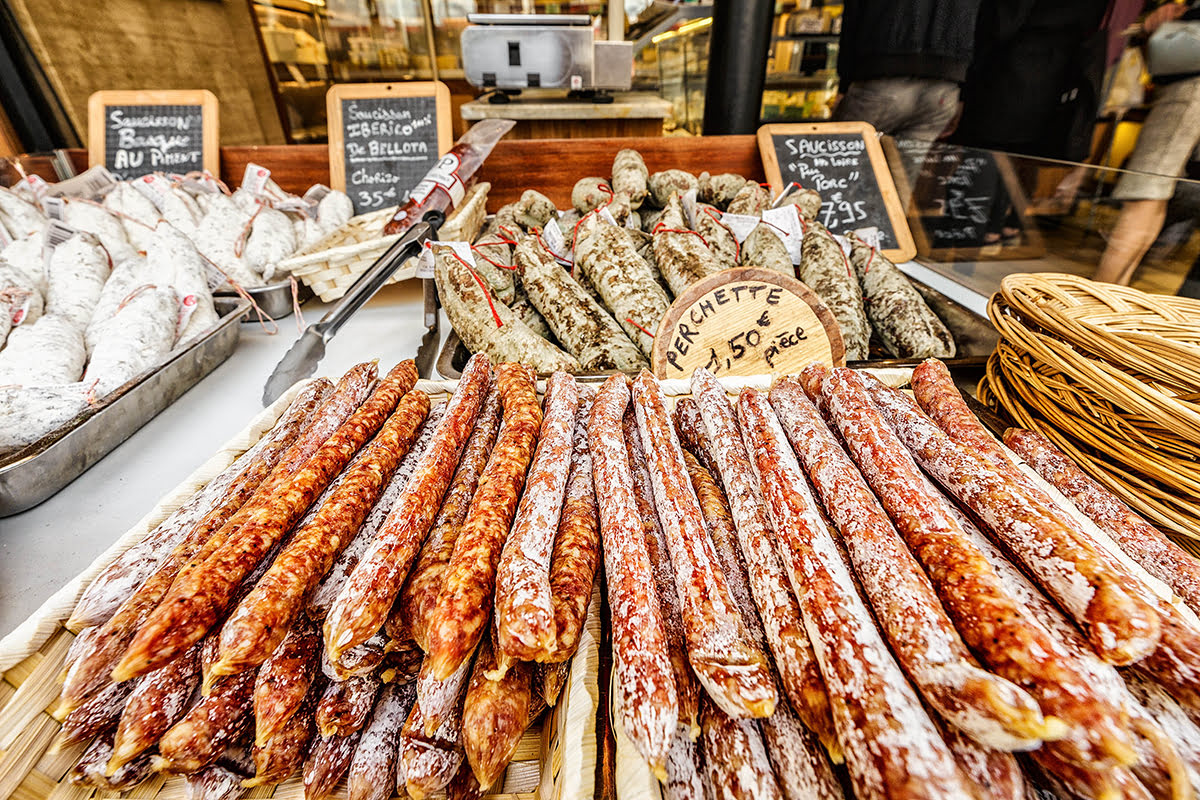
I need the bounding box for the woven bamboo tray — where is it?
[277,207,407,303]
[0,378,600,800]
[978,273,1200,543]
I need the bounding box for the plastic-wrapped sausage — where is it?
[589,374,677,777]
[738,388,977,800]
[426,363,542,680]
[770,375,1050,752]
[324,355,491,660]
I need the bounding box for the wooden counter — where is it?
[460,90,673,139]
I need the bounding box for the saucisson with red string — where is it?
[494,371,580,667]
[400,383,502,651]
[324,354,492,663]
[690,367,834,747]
[426,363,542,680]
[855,373,1163,668]
[770,374,1051,752]
[588,373,677,778]
[738,388,977,800]
[115,361,419,681]
[631,371,775,719]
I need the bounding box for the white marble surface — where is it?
[0,281,432,638]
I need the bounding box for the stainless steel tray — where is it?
[217,280,313,321]
[434,280,999,379]
[0,297,251,517]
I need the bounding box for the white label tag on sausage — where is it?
[763,206,806,264]
[833,234,853,258]
[542,219,568,262]
[410,153,465,207]
[203,262,228,291]
[598,207,620,227]
[853,226,884,250]
[43,219,78,270]
[133,174,172,210]
[41,196,65,221]
[44,165,118,199]
[681,187,700,229]
[242,163,272,197]
[720,213,761,244]
[21,175,49,202]
[176,292,199,339]
[418,240,474,280]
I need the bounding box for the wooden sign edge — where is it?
[757,122,918,264]
[651,266,847,380]
[87,89,219,175]
[326,81,453,196]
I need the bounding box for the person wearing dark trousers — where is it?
[832,0,982,141]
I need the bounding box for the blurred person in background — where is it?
[832,0,982,140]
[1096,0,1200,285]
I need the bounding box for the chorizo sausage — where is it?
[348,681,416,800]
[462,633,535,788]
[252,617,321,748]
[107,644,201,773]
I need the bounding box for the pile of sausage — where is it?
[0,172,354,456]
[55,354,601,800]
[435,148,955,374]
[603,358,1200,800]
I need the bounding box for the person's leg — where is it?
[832,78,915,136]
[1094,199,1168,284]
[894,81,960,142]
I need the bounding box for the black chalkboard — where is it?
[759,122,916,261]
[886,139,1043,261]
[88,90,219,181]
[327,82,452,215]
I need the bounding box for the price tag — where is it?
[42,197,65,221]
[598,207,620,227]
[853,225,885,250]
[720,213,761,244]
[652,267,845,379]
[133,173,174,210]
[43,219,79,271]
[419,240,474,280]
[762,206,805,264]
[541,219,571,266]
[242,163,272,197]
[43,165,118,199]
[681,187,700,229]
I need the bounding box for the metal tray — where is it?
[217,280,313,321]
[434,280,999,379]
[0,297,251,517]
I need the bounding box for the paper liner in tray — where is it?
[0,376,599,800]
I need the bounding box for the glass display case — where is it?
[651,16,709,135]
[762,0,841,123]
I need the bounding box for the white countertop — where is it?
[0,280,431,639]
[461,90,673,120]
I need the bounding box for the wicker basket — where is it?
[978,273,1200,543]
[0,378,600,800]
[276,207,407,303]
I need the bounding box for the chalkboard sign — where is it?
[87,90,219,180]
[327,82,452,215]
[884,138,1044,261]
[758,122,916,262]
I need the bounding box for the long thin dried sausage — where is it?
[672,397,722,489]
[663,727,706,800]
[244,673,323,787]
[401,385,502,651]
[252,617,321,748]
[495,371,579,667]
[769,375,1050,752]
[415,651,474,736]
[308,403,445,621]
[701,699,783,800]
[937,721,1025,800]
[154,667,255,774]
[462,633,535,788]
[738,388,976,800]
[1003,426,1200,618]
[690,367,832,744]
[400,669,468,799]
[324,631,389,682]
[304,729,361,800]
[758,693,843,800]
[324,354,492,662]
[57,679,133,747]
[625,406,699,737]
[589,374,677,778]
[107,644,201,773]
[348,682,416,800]
[68,729,153,791]
[317,674,382,738]
[544,386,599,664]
[115,361,417,681]
[631,371,775,719]
[214,389,431,677]
[426,363,542,680]
[856,373,1162,667]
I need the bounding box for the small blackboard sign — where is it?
[758,122,916,262]
[885,139,1044,261]
[327,82,452,215]
[88,90,218,181]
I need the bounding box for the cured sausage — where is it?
[495,371,579,667]
[856,374,1163,667]
[589,373,677,778]
[798,221,870,360]
[323,354,492,662]
[631,371,775,719]
[738,388,976,800]
[213,389,431,677]
[244,673,323,787]
[415,652,474,736]
[652,193,721,296]
[937,722,1026,800]
[769,375,1050,752]
[612,148,650,209]
[690,367,830,740]
[757,693,843,800]
[574,220,670,358]
[649,169,698,207]
[545,386,599,663]
[401,385,501,652]
[625,406,700,737]
[672,396,722,487]
[462,634,536,788]
[107,644,201,773]
[663,728,706,800]
[68,729,153,791]
[726,183,771,216]
[308,403,445,621]
[69,378,332,630]
[252,617,321,748]
[1003,426,1200,618]
[400,667,469,799]
[114,361,419,681]
[57,678,133,747]
[317,674,382,738]
[154,668,255,774]
[304,729,362,800]
[426,363,542,680]
[348,682,416,800]
[700,699,783,800]
[324,631,389,682]
[537,660,572,707]
[849,239,955,359]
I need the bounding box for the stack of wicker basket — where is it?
[979,273,1200,543]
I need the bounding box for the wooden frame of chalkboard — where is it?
[87,90,219,180]
[758,121,917,263]
[326,82,452,214]
[882,137,1046,262]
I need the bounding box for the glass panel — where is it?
[884,137,1200,299]
[762,1,840,123]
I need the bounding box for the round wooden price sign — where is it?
[652,268,845,379]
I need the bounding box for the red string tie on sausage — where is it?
[652,222,709,248]
[470,244,516,271]
[625,317,654,338]
[496,225,522,246]
[533,229,573,267]
[117,283,157,311]
[701,206,740,261]
[233,203,264,258]
[450,250,503,328]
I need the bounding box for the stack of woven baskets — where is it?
[979,273,1200,543]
